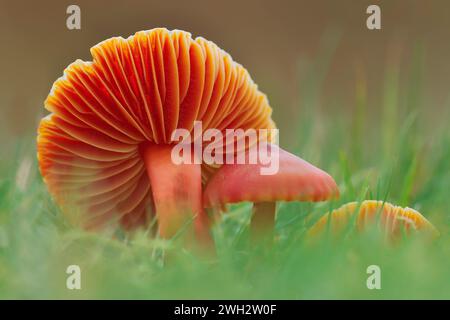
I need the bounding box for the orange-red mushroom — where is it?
[203,143,339,239]
[307,200,439,241]
[37,28,275,243]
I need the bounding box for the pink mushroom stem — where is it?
[141,143,211,245]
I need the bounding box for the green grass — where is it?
[1,37,450,299]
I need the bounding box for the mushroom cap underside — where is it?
[307,200,439,238]
[37,28,275,230]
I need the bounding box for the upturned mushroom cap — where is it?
[203,143,339,208]
[307,200,439,239]
[37,28,275,232]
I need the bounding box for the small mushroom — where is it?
[307,200,439,240]
[37,28,275,245]
[203,143,339,240]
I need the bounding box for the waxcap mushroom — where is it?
[307,200,439,240]
[203,143,339,239]
[37,28,275,243]
[204,143,339,207]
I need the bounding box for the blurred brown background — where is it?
[1,0,449,150]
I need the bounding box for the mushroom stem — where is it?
[251,202,276,242]
[141,143,211,245]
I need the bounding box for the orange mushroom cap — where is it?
[203,143,339,208]
[307,200,439,240]
[37,28,275,235]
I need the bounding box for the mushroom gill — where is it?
[307,200,439,241]
[37,28,275,242]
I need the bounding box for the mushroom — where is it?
[203,143,339,241]
[37,28,276,244]
[307,200,439,240]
